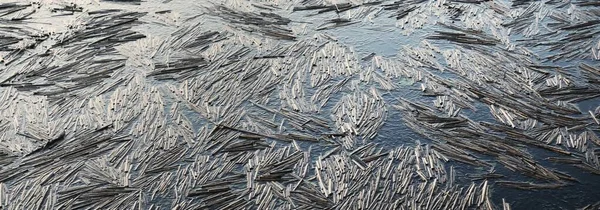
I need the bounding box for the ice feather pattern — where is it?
[0,0,599,209]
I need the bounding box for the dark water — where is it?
[324,12,600,209]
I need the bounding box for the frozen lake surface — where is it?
[0,0,599,209]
